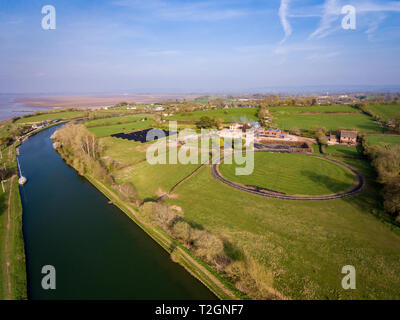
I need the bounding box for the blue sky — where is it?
[1,0,400,93]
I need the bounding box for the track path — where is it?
[212,150,364,201]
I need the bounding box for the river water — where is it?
[18,124,216,299]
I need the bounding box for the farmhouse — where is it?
[258,128,289,139]
[329,135,338,143]
[340,131,357,145]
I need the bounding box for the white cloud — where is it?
[309,0,341,40]
[279,0,292,44]
[113,0,248,21]
[136,49,181,57]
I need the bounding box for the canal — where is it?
[18,124,216,299]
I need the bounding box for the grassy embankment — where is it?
[0,146,26,300]
[85,175,243,300]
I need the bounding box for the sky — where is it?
[0,0,400,94]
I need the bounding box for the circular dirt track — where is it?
[212,150,364,201]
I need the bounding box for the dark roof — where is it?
[341,131,357,139]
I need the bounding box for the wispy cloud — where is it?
[308,0,400,40]
[113,0,248,21]
[307,51,341,61]
[309,0,341,40]
[136,49,181,57]
[365,13,386,40]
[279,0,292,44]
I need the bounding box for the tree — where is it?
[196,116,216,129]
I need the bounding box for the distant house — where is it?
[154,105,165,111]
[340,131,357,145]
[264,128,281,137]
[329,135,338,143]
[258,128,288,139]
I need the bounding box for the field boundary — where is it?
[212,150,365,201]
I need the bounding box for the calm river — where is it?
[18,124,216,299]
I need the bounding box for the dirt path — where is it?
[92,177,238,300]
[169,162,208,194]
[4,175,15,300]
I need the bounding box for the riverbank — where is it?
[84,175,242,300]
[0,145,27,300]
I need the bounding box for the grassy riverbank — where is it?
[85,175,243,300]
[0,146,27,300]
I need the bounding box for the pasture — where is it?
[272,113,382,132]
[113,152,202,200]
[324,145,362,157]
[15,111,84,123]
[167,107,258,122]
[365,103,400,121]
[365,135,400,148]
[219,152,355,196]
[87,120,154,137]
[93,107,400,300]
[85,114,150,127]
[165,158,400,299]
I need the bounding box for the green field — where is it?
[365,135,400,148]
[87,120,154,137]
[272,113,382,132]
[165,157,400,299]
[85,114,150,127]
[167,107,258,122]
[15,111,85,123]
[64,107,400,300]
[324,145,362,157]
[113,149,201,200]
[269,105,359,114]
[219,152,355,196]
[365,103,400,121]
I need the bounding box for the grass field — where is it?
[15,111,85,123]
[272,113,382,132]
[87,120,154,137]
[365,135,400,148]
[85,114,150,127]
[167,107,258,122]
[219,152,355,196]
[268,105,359,114]
[83,110,400,299]
[165,157,400,299]
[324,145,362,157]
[113,151,201,200]
[0,147,26,300]
[365,103,400,121]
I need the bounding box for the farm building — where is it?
[329,135,338,143]
[340,131,358,145]
[258,128,289,139]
